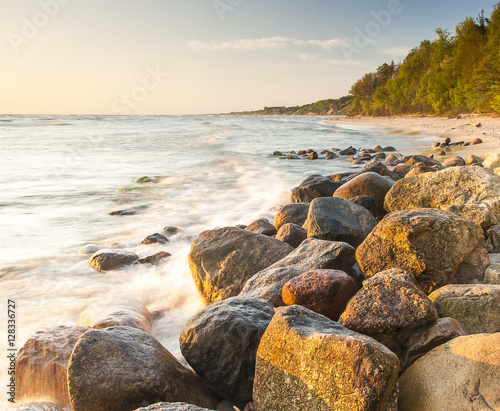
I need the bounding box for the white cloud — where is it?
[382,46,411,57]
[188,36,347,52]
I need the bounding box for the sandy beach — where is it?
[328,115,500,158]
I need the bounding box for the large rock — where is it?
[275,223,307,248]
[88,249,139,271]
[273,203,310,231]
[485,263,500,284]
[253,305,399,410]
[240,239,356,306]
[67,326,219,411]
[450,246,489,284]
[356,208,487,294]
[399,333,500,411]
[134,404,214,411]
[15,325,90,409]
[403,155,442,167]
[332,171,394,215]
[188,227,293,304]
[282,269,358,321]
[339,275,438,348]
[442,156,466,167]
[245,218,276,236]
[303,197,377,247]
[12,404,63,411]
[384,166,500,229]
[399,317,469,373]
[77,297,152,333]
[289,175,343,203]
[487,225,500,253]
[484,152,500,169]
[180,297,274,409]
[428,284,500,334]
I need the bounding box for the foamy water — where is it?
[0,115,435,407]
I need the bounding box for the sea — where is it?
[0,114,436,407]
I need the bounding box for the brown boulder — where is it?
[339,275,438,347]
[245,218,276,236]
[88,249,139,271]
[451,246,489,284]
[253,305,399,410]
[188,227,293,304]
[403,155,441,167]
[67,326,219,411]
[333,171,394,215]
[442,156,466,167]
[275,223,307,248]
[282,269,358,320]
[15,325,90,409]
[273,203,309,230]
[356,208,487,294]
[289,175,343,203]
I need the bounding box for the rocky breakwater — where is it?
[180,149,500,410]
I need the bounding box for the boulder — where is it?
[471,137,483,145]
[12,404,63,411]
[253,305,399,410]
[343,161,393,181]
[428,284,500,333]
[77,297,152,333]
[282,269,358,320]
[240,238,356,306]
[484,152,500,169]
[134,404,214,411]
[275,223,307,248]
[273,203,310,231]
[245,218,277,236]
[356,208,486,294]
[327,172,353,181]
[303,197,377,247]
[403,155,441,167]
[384,166,500,229]
[88,249,139,271]
[442,156,466,167]
[405,163,443,178]
[306,151,318,160]
[399,317,469,373]
[289,175,343,203]
[450,246,489,284]
[349,195,379,219]
[332,171,394,215]
[339,275,438,348]
[78,244,101,255]
[391,165,411,180]
[466,154,484,165]
[487,225,500,253]
[188,227,293,304]
[67,327,219,411]
[399,333,500,411]
[180,297,274,409]
[15,325,90,409]
[370,267,417,285]
[339,147,357,155]
[142,233,169,245]
[485,263,500,284]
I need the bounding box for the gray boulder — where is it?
[275,223,307,248]
[289,175,343,203]
[273,203,310,230]
[88,249,139,271]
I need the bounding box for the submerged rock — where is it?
[136,251,172,265]
[15,325,90,409]
[109,209,138,216]
[77,297,152,333]
[67,326,219,411]
[253,305,399,411]
[188,227,293,304]
[88,249,139,271]
[356,208,487,294]
[398,333,500,411]
[77,244,101,255]
[141,233,169,245]
[180,297,274,409]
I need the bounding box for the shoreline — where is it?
[327,115,500,159]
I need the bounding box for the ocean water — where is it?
[0,114,435,407]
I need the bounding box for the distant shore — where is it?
[327,115,500,158]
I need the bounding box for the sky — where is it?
[1,0,497,115]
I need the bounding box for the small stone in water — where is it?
[109,209,137,216]
[137,251,172,265]
[162,226,181,235]
[141,233,169,245]
[78,244,101,255]
[134,176,157,183]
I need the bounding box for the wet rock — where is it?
[465,154,484,165]
[327,172,354,181]
[374,145,384,152]
[188,227,293,304]
[67,327,219,411]
[384,166,500,229]
[289,175,343,203]
[77,297,152,333]
[428,284,500,334]
[487,225,500,253]
[391,164,411,179]
[349,195,379,219]
[240,238,356,307]
[162,226,180,235]
[403,155,441,167]
[180,297,274,409]
[324,151,338,159]
[306,151,318,159]
[405,163,444,177]
[77,244,101,255]
[340,275,438,348]
[136,251,172,265]
[303,197,377,247]
[282,269,358,320]
[275,223,307,248]
[339,146,357,155]
[442,156,466,167]
[134,176,159,184]
[109,209,138,216]
[12,404,63,411]
[333,171,394,216]
[485,263,500,284]
[398,333,500,411]
[88,249,139,271]
[272,151,282,156]
[253,305,399,411]
[142,233,169,245]
[442,137,451,145]
[16,325,90,409]
[273,203,309,231]
[343,161,393,180]
[484,152,500,169]
[399,317,469,373]
[471,137,484,145]
[383,146,397,152]
[246,218,277,236]
[356,208,486,294]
